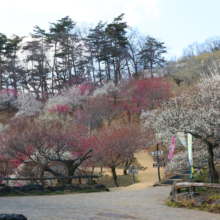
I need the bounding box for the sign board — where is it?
[128,169,138,174]
[151,151,164,156]
[153,158,164,162]
[153,163,165,168]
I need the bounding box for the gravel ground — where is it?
[0,186,219,220]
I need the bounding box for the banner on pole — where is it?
[177,132,187,150]
[168,136,175,161]
[187,133,194,175]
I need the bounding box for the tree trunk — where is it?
[111,167,118,187]
[135,64,138,78]
[97,58,102,85]
[45,166,63,177]
[126,58,131,78]
[123,162,128,175]
[151,62,153,77]
[113,57,118,85]
[107,60,111,81]
[105,61,108,81]
[127,110,131,123]
[208,146,219,183]
[91,166,95,175]
[39,168,45,186]
[67,162,74,184]
[123,159,133,175]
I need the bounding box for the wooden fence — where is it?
[0,175,99,186]
[173,181,220,194]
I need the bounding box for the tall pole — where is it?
[191,135,193,180]
[157,143,161,182]
[202,60,204,73]
[132,166,135,184]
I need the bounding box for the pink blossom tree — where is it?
[120,77,170,122]
[1,118,93,183]
[92,122,142,187]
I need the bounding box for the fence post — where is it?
[88,177,91,184]
[175,188,180,194]
[190,186,195,192]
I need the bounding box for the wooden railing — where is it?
[172,181,220,195]
[0,175,99,186]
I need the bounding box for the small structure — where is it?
[170,181,220,206]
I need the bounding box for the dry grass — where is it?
[163,76,197,97]
[96,174,139,188]
[0,107,18,124]
[166,194,220,214]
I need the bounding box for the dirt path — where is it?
[128,150,164,189]
[87,150,162,190]
[104,150,165,191]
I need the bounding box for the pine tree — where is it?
[47,16,76,91]
[87,21,107,83]
[4,35,24,90]
[105,14,128,84]
[0,33,8,90]
[139,36,167,77]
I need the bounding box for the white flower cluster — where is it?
[15,93,43,118]
[166,147,220,173]
[141,72,220,173]
[0,92,15,106]
[92,81,119,98]
[141,72,220,147]
[44,87,89,112]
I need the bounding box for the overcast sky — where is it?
[1,0,220,59]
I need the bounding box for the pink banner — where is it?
[168,136,175,161]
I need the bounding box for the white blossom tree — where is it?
[15,93,43,118]
[141,73,220,183]
[44,86,90,113]
[166,146,220,175]
[92,81,120,100]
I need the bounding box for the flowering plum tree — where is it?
[1,118,93,183]
[93,122,142,186]
[78,83,94,95]
[76,95,114,131]
[48,104,70,115]
[120,77,170,122]
[15,93,43,118]
[141,73,220,183]
[92,81,120,103]
[166,147,220,174]
[0,153,17,179]
[44,86,91,113]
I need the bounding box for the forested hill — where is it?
[0,14,167,94]
[1,14,220,186]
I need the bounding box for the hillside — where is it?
[0,107,17,124]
